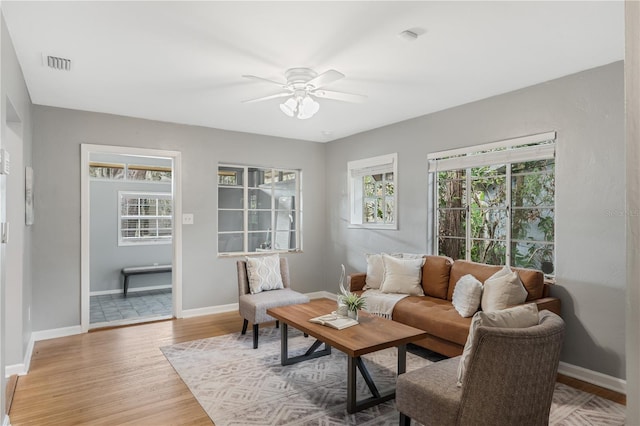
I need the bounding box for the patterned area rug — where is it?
[161,327,625,426]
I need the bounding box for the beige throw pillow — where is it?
[364,253,401,289]
[457,303,539,386]
[481,265,528,312]
[246,254,284,294]
[379,254,425,295]
[452,274,483,318]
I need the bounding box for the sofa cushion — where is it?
[448,260,544,301]
[452,274,483,317]
[392,296,472,346]
[422,255,453,299]
[380,255,425,295]
[481,265,528,312]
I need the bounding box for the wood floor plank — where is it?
[8,308,624,425]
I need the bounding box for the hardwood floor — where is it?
[9,309,626,425]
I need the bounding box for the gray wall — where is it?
[32,106,326,330]
[2,13,33,373]
[325,62,626,379]
[90,178,172,293]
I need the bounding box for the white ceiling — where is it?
[2,1,624,143]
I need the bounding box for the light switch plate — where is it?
[182,213,194,225]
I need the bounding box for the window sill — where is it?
[348,223,397,230]
[218,249,303,258]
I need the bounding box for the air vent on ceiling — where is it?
[45,55,71,71]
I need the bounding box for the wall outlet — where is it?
[182,213,194,225]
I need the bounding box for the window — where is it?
[348,153,397,229]
[218,165,302,255]
[429,132,555,275]
[119,192,173,245]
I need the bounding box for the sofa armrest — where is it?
[533,297,561,317]
[347,273,366,292]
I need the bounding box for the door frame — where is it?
[80,144,183,332]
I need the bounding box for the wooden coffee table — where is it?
[267,298,427,414]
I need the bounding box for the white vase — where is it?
[347,309,358,321]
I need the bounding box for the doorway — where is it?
[80,145,182,332]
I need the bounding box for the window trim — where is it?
[429,132,556,272]
[348,153,398,230]
[118,191,173,246]
[217,164,303,256]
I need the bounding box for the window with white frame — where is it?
[348,153,397,229]
[119,192,173,245]
[429,132,556,275]
[218,164,302,255]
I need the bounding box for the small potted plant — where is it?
[339,292,366,321]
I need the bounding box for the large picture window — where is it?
[218,164,302,255]
[118,192,173,245]
[429,132,555,275]
[348,153,397,229]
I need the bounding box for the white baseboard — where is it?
[558,361,626,395]
[31,325,82,342]
[3,414,11,426]
[181,303,238,318]
[307,291,336,300]
[90,285,172,296]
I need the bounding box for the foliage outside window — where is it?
[90,162,171,182]
[218,164,302,255]
[119,192,173,245]
[430,133,555,274]
[348,153,397,229]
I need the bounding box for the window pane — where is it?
[248,168,270,187]
[274,231,294,250]
[364,200,377,223]
[364,176,375,197]
[470,208,507,240]
[158,199,172,215]
[439,237,465,260]
[219,233,243,253]
[218,167,243,186]
[511,172,555,207]
[219,187,244,209]
[248,232,271,251]
[512,208,554,242]
[127,168,172,181]
[218,210,244,232]
[248,211,271,231]
[248,189,272,209]
[511,159,554,174]
[470,178,506,209]
[511,241,554,273]
[438,171,466,208]
[438,208,466,238]
[385,198,394,223]
[471,239,506,265]
[90,165,125,179]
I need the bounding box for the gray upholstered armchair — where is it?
[396,310,565,426]
[236,257,309,349]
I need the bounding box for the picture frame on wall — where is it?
[26,166,34,226]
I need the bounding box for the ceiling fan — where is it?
[242,68,367,120]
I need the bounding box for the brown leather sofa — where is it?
[348,255,561,357]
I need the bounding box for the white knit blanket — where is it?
[362,289,409,319]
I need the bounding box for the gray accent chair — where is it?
[396,310,565,426]
[237,257,309,349]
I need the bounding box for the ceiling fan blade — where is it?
[242,75,287,88]
[312,89,367,103]
[306,69,345,89]
[242,92,291,103]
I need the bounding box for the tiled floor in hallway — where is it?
[90,289,172,323]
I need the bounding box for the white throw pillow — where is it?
[457,303,539,386]
[364,253,402,289]
[481,265,528,312]
[379,254,425,296]
[452,274,483,318]
[246,254,284,294]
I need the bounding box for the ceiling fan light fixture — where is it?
[298,96,319,119]
[279,97,297,117]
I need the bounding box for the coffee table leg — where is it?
[280,322,288,365]
[347,356,357,414]
[398,344,407,374]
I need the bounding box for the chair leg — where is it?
[241,319,248,335]
[399,413,411,426]
[253,324,259,349]
[276,320,279,329]
[304,333,308,338]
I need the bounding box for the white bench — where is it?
[121,264,172,296]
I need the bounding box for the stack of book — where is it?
[309,313,358,330]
